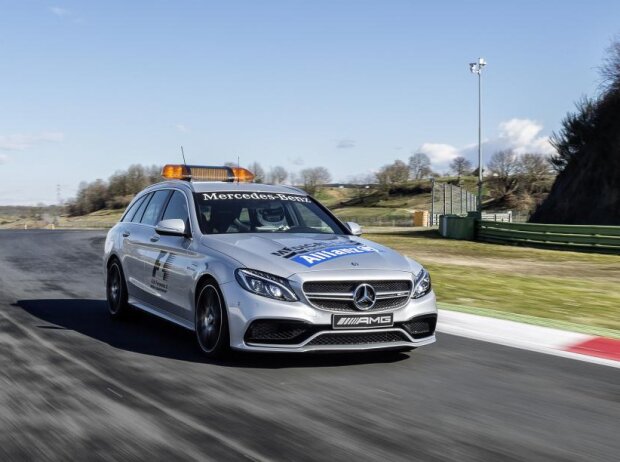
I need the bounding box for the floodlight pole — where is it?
[470,57,486,213]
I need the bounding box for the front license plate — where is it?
[332,313,394,330]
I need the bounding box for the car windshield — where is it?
[194,191,346,235]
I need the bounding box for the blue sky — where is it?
[1,0,619,205]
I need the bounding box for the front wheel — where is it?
[195,282,230,358]
[107,260,130,318]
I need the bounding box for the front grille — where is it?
[306,331,409,346]
[303,280,412,312]
[399,315,437,339]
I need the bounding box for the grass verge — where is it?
[367,230,620,334]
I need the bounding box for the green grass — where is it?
[367,230,620,334]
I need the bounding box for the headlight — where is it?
[412,268,431,299]
[235,269,298,302]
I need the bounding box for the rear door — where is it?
[118,193,151,298]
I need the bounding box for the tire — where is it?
[107,260,130,319]
[195,281,230,358]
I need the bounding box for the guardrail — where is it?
[477,221,620,253]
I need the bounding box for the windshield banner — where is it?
[201,192,310,202]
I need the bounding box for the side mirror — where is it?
[155,219,188,237]
[346,221,363,236]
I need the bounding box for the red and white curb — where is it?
[437,310,620,369]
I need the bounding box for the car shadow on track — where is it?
[15,299,411,369]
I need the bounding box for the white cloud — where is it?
[417,118,554,171]
[49,6,70,17]
[49,6,83,23]
[336,138,355,149]
[0,132,65,151]
[0,154,8,164]
[175,124,190,133]
[495,118,554,155]
[416,143,460,166]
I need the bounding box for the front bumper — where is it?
[220,281,437,352]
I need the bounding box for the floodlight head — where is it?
[478,57,486,66]
[469,63,477,73]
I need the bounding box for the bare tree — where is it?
[247,162,265,183]
[267,166,288,184]
[600,38,620,94]
[487,150,520,178]
[487,150,520,197]
[300,167,331,195]
[408,153,432,179]
[449,156,472,177]
[518,153,552,180]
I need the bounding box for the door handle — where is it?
[150,235,160,242]
[122,231,130,237]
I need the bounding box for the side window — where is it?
[121,195,146,222]
[140,190,171,226]
[162,191,190,226]
[131,193,152,223]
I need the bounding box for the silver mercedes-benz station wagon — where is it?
[104,164,437,357]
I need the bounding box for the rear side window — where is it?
[121,195,146,222]
[130,193,152,223]
[141,190,171,226]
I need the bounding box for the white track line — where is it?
[437,309,620,369]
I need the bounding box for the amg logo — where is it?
[336,316,392,326]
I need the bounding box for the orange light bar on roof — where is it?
[161,164,255,183]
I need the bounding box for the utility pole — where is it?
[469,57,487,213]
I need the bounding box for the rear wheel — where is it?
[107,260,130,318]
[195,281,230,358]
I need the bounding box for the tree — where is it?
[299,167,331,195]
[487,150,520,198]
[375,160,410,196]
[518,153,551,181]
[247,162,265,183]
[449,156,472,177]
[549,97,599,172]
[376,160,409,188]
[487,149,520,178]
[601,38,620,94]
[267,166,288,184]
[408,153,432,179]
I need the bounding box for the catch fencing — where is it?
[430,182,478,225]
[477,221,620,253]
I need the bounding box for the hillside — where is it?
[531,90,620,225]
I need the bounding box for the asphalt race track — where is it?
[1,230,619,461]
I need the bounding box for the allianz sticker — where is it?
[272,241,381,267]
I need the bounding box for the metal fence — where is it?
[430,182,478,226]
[481,212,513,222]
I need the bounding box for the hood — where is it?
[200,233,417,277]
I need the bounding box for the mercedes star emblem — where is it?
[353,283,376,310]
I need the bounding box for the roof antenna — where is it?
[181,146,187,166]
